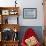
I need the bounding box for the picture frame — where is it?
[23,8,37,19]
[2,10,9,15]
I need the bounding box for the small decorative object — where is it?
[14,32,18,40]
[14,28,17,32]
[0,15,1,24]
[0,32,1,41]
[9,10,18,15]
[0,10,2,14]
[2,10,9,15]
[10,10,15,15]
[5,18,8,24]
[13,32,18,41]
[23,8,37,19]
[15,0,17,7]
[2,28,13,41]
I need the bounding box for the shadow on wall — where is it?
[18,26,43,44]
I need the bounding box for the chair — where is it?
[21,28,41,46]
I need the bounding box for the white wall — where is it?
[18,0,44,26]
[0,0,44,26]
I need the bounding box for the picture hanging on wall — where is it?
[23,8,37,19]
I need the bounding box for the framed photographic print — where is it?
[2,10,9,15]
[23,8,37,19]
